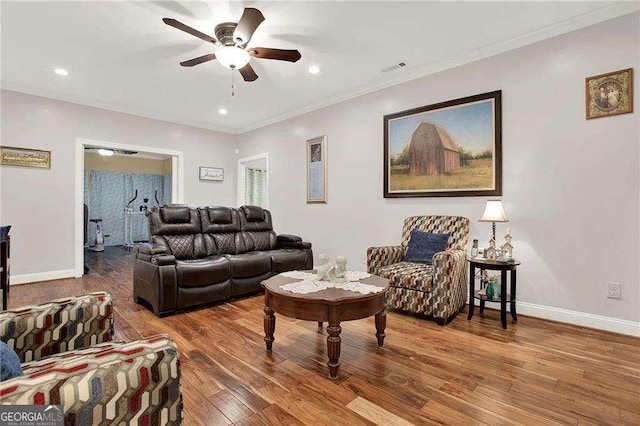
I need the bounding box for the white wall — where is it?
[237,14,639,327]
[0,91,237,278]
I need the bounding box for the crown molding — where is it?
[0,82,238,135]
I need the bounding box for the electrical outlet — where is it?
[607,282,622,299]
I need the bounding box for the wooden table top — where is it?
[261,272,389,304]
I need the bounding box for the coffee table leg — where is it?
[263,306,275,351]
[318,321,323,330]
[326,323,342,379]
[375,309,386,346]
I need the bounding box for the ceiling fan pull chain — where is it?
[231,69,235,97]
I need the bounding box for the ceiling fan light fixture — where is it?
[97,148,115,157]
[308,65,320,74]
[216,46,250,69]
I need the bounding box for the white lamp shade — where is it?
[216,46,250,69]
[479,200,509,222]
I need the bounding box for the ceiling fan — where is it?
[163,7,301,82]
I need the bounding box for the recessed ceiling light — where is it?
[54,68,68,76]
[218,108,228,115]
[97,148,115,157]
[308,65,320,75]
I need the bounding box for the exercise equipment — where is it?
[124,190,139,249]
[88,219,106,252]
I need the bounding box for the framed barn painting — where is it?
[585,68,633,119]
[383,91,502,198]
[306,135,327,203]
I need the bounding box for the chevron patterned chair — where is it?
[0,292,182,425]
[367,216,469,325]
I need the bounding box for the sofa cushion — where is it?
[243,231,276,251]
[378,261,434,292]
[225,252,271,278]
[264,249,308,273]
[155,234,206,260]
[176,256,230,287]
[147,206,201,235]
[242,205,265,222]
[404,231,449,265]
[239,206,274,232]
[162,206,191,223]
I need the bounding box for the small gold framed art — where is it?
[585,68,633,119]
[0,146,51,168]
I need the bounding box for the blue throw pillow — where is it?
[404,231,450,265]
[0,341,23,381]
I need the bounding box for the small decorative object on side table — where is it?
[467,256,521,329]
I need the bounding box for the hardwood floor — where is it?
[6,247,639,425]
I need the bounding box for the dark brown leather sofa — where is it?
[133,205,313,316]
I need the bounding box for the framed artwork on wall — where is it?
[0,146,51,168]
[306,135,327,203]
[199,166,224,181]
[585,68,633,119]
[383,91,502,198]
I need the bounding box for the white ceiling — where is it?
[2,1,638,134]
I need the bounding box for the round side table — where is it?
[467,257,521,329]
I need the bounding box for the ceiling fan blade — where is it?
[238,63,258,82]
[233,8,265,45]
[249,47,301,63]
[163,18,217,44]
[180,53,216,67]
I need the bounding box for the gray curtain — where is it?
[245,168,267,207]
[84,171,165,246]
[163,173,172,205]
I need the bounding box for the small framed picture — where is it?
[0,146,51,168]
[585,68,633,119]
[306,135,327,203]
[199,166,224,181]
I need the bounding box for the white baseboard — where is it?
[10,269,75,285]
[470,298,640,337]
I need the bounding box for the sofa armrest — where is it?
[366,245,405,275]
[152,254,177,266]
[0,334,182,424]
[431,249,468,318]
[0,292,113,363]
[135,242,169,256]
[276,234,312,250]
[134,243,176,266]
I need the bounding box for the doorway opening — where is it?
[237,153,269,208]
[75,138,184,277]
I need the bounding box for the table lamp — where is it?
[479,200,508,241]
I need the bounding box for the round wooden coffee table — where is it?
[261,272,389,379]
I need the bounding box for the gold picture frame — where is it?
[0,146,51,168]
[585,68,633,119]
[306,135,327,203]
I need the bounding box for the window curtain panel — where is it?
[84,171,127,247]
[245,168,267,207]
[84,171,164,247]
[163,173,172,205]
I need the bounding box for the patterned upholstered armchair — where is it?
[367,216,469,325]
[0,292,182,425]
